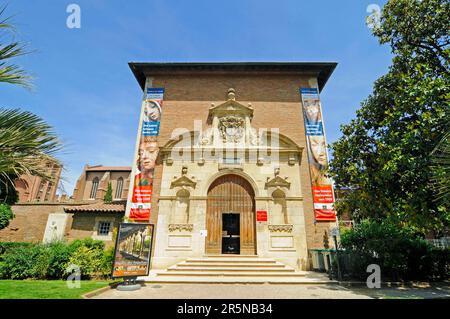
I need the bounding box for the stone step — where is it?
[176,262,287,268]
[168,267,295,272]
[185,258,278,263]
[144,276,334,284]
[155,271,307,277]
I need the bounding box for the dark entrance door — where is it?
[222,213,240,254]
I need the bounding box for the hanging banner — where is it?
[300,88,337,222]
[111,223,154,278]
[127,88,164,221]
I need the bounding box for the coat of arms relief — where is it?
[219,116,245,143]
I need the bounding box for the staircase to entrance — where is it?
[144,255,334,284]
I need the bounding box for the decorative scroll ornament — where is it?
[168,224,194,232]
[268,224,293,233]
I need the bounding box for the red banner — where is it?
[127,88,164,222]
[300,88,336,222]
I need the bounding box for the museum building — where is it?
[127,62,338,272]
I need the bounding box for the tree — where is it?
[329,0,450,236]
[104,182,112,203]
[430,129,450,206]
[0,109,62,204]
[0,5,31,88]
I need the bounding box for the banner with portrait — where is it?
[300,88,337,222]
[127,88,164,221]
[111,223,154,278]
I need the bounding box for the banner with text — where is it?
[127,88,164,221]
[300,88,336,222]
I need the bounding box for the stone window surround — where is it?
[92,216,115,241]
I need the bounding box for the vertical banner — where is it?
[126,88,164,222]
[300,88,337,222]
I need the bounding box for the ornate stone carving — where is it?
[265,168,291,189]
[170,166,196,189]
[168,224,194,232]
[200,127,214,146]
[219,116,245,143]
[268,224,293,233]
[249,127,260,146]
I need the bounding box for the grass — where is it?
[0,280,114,299]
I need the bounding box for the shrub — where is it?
[0,245,49,279]
[339,220,449,281]
[46,241,74,279]
[0,242,33,255]
[0,204,14,230]
[66,246,104,279]
[0,239,113,280]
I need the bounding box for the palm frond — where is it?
[0,5,32,89]
[0,108,62,183]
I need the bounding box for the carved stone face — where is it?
[219,116,244,143]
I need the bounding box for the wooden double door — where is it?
[206,174,256,255]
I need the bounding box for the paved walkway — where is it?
[92,282,450,299]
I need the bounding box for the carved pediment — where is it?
[265,176,291,189]
[170,175,196,189]
[207,88,254,123]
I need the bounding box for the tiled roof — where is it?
[64,201,125,213]
[86,166,131,172]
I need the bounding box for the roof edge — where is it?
[128,62,337,92]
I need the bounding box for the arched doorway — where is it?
[206,174,256,255]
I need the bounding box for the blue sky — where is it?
[1,0,391,194]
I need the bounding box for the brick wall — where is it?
[0,204,68,243]
[147,72,334,250]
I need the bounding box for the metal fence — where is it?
[426,237,450,249]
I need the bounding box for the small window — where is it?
[90,177,99,199]
[97,221,111,236]
[223,158,241,164]
[115,177,124,199]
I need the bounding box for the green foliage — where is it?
[46,241,76,279]
[68,237,105,251]
[339,220,449,281]
[0,109,63,185]
[0,203,13,229]
[0,239,113,280]
[66,246,104,280]
[104,182,113,203]
[329,0,450,235]
[0,176,18,205]
[0,245,47,279]
[430,130,450,205]
[0,5,32,88]
[0,241,32,255]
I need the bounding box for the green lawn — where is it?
[0,280,114,299]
